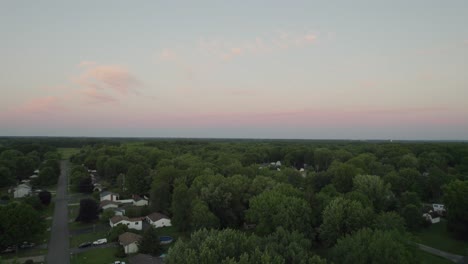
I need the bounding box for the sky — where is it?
[1,1,468,140]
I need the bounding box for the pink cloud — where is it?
[119,106,468,129]
[78,65,140,94]
[160,49,175,59]
[16,96,66,114]
[79,88,117,104]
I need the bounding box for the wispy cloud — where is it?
[74,64,141,95]
[14,96,66,114]
[195,30,318,60]
[79,87,118,104]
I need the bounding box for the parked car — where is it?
[20,242,35,249]
[78,242,93,248]
[1,246,15,254]
[114,261,126,264]
[92,238,107,245]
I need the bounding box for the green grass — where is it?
[1,248,48,260]
[416,249,453,264]
[414,219,468,256]
[70,231,108,248]
[70,247,127,264]
[58,148,80,160]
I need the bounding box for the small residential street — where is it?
[46,160,70,264]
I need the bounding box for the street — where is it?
[46,160,70,264]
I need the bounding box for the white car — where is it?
[92,238,107,245]
[114,261,126,264]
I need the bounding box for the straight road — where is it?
[46,160,70,264]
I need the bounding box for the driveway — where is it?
[69,242,118,254]
[46,160,70,264]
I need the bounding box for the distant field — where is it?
[415,219,468,256]
[58,148,80,160]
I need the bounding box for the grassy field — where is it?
[70,231,108,248]
[58,148,80,160]
[414,219,468,256]
[70,247,127,264]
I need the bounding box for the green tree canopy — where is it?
[332,228,418,264]
[443,180,468,239]
[0,203,46,248]
[319,197,373,246]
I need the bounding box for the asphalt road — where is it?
[46,160,70,264]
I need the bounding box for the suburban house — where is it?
[129,254,163,264]
[119,232,142,254]
[100,200,120,210]
[118,195,149,207]
[100,191,119,202]
[423,212,441,224]
[133,195,149,206]
[13,183,32,198]
[432,204,446,215]
[113,207,126,216]
[146,212,171,228]
[110,215,143,230]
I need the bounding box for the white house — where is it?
[133,196,149,206]
[118,195,149,207]
[423,213,441,224]
[100,200,120,210]
[432,204,445,214]
[13,184,32,198]
[100,191,119,202]
[119,232,142,254]
[146,212,171,228]
[110,216,143,230]
[113,207,126,216]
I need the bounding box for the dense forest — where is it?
[1,138,467,263]
[68,138,468,263]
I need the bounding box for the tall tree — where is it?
[320,197,373,246]
[38,190,52,206]
[139,226,161,255]
[125,164,149,194]
[0,166,14,187]
[332,228,417,264]
[0,203,45,248]
[443,180,468,239]
[75,198,99,223]
[191,199,220,231]
[171,180,193,231]
[246,189,313,236]
[352,174,392,212]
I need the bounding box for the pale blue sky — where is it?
[1,1,467,139]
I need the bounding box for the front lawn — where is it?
[70,247,127,264]
[414,219,468,256]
